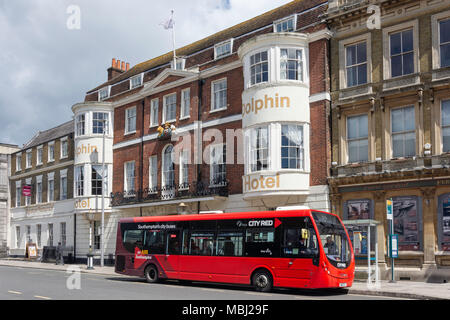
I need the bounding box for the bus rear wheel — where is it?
[252,270,273,292]
[144,265,159,283]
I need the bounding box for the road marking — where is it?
[244,291,273,297]
[34,295,52,300]
[8,290,22,295]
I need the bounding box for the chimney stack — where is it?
[107,58,130,81]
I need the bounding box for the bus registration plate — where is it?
[339,283,347,288]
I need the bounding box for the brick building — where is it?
[325,0,450,281]
[76,0,333,262]
[9,121,75,259]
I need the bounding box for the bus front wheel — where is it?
[144,264,159,283]
[252,269,273,292]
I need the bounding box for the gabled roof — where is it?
[87,0,326,94]
[22,120,74,150]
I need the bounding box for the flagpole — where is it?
[171,10,176,68]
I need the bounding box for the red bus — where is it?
[114,209,354,292]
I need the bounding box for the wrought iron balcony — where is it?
[110,179,229,207]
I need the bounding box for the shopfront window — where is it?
[438,193,450,251]
[392,196,422,251]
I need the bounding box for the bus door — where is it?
[163,230,181,278]
[276,218,319,286]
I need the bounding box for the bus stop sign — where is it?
[386,199,393,220]
[389,234,398,258]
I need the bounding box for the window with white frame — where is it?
[25,179,31,206]
[172,58,186,70]
[99,87,110,101]
[274,16,296,32]
[281,124,304,169]
[36,177,42,204]
[48,142,55,162]
[442,99,450,153]
[60,169,67,200]
[60,138,68,159]
[150,99,159,127]
[280,48,303,81]
[16,226,20,248]
[16,154,21,171]
[249,126,269,172]
[26,150,32,168]
[37,146,43,165]
[163,93,177,123]
[162,146,175,188]
[48,223,54,246]
[179,150,189,188]
[210,144,226,185]
[181,88,190,119]
[47,174,54,202]
[75,166,84,196]
[125,106,137,134]
[130,73,143,89]
[124,161,135,193]
[15,182,21,207]
[212,79,227,111]
[345,42,367,87]
[250,51,269,85]
[92,112,109,135]
[215,39,233,59]
[91,165,103,196]
[347,115,368,163]
[149,155,158,193]
[76,114,85,136]
[389,29,414,78]
[60,222,66,247]
[439,18,450,68]
[391,106,415,158]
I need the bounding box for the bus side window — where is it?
[123,230,144,253]
[189,232,215,256]
[143,230,165,254]
[216,232,243,256]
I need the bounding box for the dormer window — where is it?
[99,86,110,101]
[171,57,186,70]
[215,39,233,59]
[273,15,296,33]
[130,73,143,89]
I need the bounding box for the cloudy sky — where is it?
[0,0,291,147]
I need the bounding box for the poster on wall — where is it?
[346,199,371,220]
[442,195,450,251]
[393,196,420,251]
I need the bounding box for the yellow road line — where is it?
[34,295,52,300]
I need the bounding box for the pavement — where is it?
[0,258,449,300]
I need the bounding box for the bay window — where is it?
[250,126,269,172]
[281,124,304,169]
[250,51,268,85]
[280,48,303,81]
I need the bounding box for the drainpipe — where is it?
[140,99,145,206]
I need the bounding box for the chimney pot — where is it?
[121,61,125,71]
[126,63,130,71]
[116,59,121,69]
[112,58,116,67]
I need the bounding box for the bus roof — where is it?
[118,209,338,224]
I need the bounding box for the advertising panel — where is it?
[392,196,421,251]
